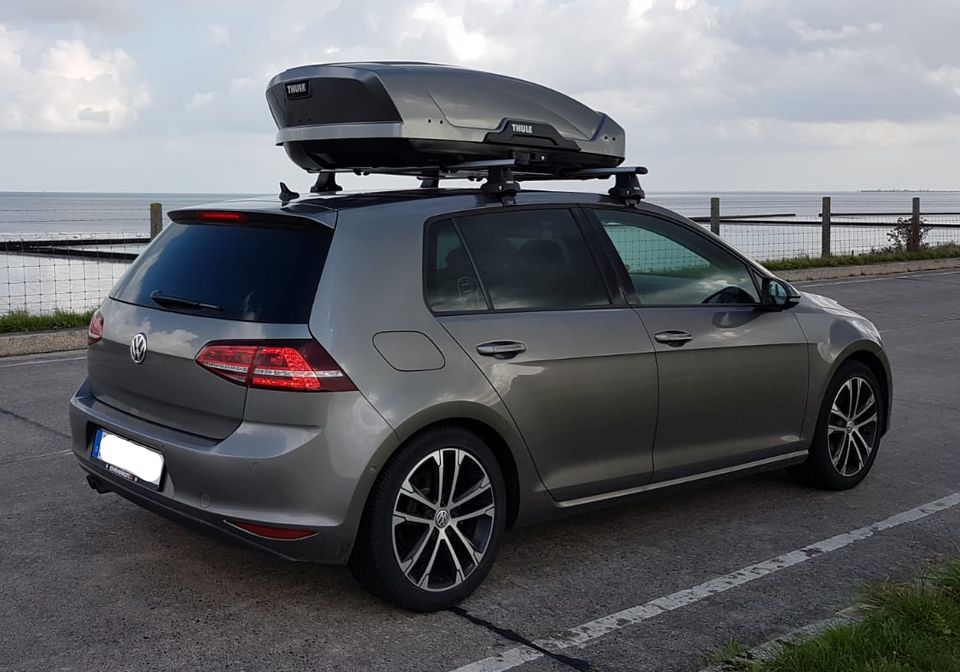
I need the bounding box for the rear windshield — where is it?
[111,221,333,323]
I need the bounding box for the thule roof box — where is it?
[266,62,625,175]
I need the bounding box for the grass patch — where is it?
[763,244,960,271]
[702,640,747,667]
[747,559,960,671]
[0,309,93,334]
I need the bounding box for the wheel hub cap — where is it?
[435,509,450,529]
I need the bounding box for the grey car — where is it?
[71,190,891,611]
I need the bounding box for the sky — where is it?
[0,0,958,193]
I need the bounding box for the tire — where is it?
[797,360,884,490]
[349,426,507,611]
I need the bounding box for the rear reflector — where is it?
[196,340,355,392]
[227,520,318,540]
[195,210,247,223]
[88,309,104,345]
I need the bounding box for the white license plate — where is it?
[92,429,164,489]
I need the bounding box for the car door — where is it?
[586,207,809,480]
[425,207,659,502]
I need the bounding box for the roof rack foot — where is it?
[608,172,645,207]
[311,172,343,194]
[481,165,520,203]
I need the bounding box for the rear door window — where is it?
[111,220,333,323]
[425,208,611,312]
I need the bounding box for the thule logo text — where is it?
[285,81,310,99]
[511,123,534,134]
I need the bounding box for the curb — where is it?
[698,604,871,671]
[0,328,86,358]
[777,257,960,282]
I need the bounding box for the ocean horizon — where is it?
[3,189,960,237]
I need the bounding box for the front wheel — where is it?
[350,426,506,611]
[798,360,884,490]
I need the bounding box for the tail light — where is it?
[195,340,355,392]
[88,309,104,345]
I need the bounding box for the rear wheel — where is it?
[798,360,884,490]
[350,426,506,611]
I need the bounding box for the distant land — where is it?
[860,189,960,193]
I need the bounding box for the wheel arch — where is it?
[840,348,892,436]
[372,402,545,531]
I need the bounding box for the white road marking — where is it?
[450,491,960,672]
[801,269,960,288]
[0,355,86,369]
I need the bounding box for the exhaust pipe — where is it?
[86,473,111,494]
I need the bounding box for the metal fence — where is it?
[1,197,959,317]
[690,196,960,262]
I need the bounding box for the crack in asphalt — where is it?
[0,405,70,440]
[448,606,594,671]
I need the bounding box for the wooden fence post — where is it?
[710,197,720,235]
[149,203,163,239]
[821,196,831,258]
[910,196,922,252]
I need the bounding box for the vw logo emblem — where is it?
[130,333,148,365]
[434,509,450,529]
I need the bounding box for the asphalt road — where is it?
[1,269,959,672]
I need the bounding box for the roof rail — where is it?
[303,160,649,206]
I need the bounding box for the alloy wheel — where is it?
[392,448,496,592]
[827,376,879,477]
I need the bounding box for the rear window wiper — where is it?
[150,290,223,312]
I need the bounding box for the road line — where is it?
[0,355,86,369]
[450,491,960,672]
[800,269,960,288]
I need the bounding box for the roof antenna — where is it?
[279,182,300,204]
[311,172,343,194]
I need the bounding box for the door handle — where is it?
[654,330,693,346]
[476,340,527,359]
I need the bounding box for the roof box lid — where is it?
[266,62,625,174]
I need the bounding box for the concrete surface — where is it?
[0,328,85,357]
[0,269,958,672]
[776,255,960,282]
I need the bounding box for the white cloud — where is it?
[186,91,216,110]
[0,23,149,132]
[408,2,508,63]
[208,24,231,46]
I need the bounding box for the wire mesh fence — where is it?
[1,196,959,317]
[0,233,148,315]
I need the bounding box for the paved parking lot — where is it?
[1,269,959,672]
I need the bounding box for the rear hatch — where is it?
[87,208,335,440]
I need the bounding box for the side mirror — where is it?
[761,277,800,311]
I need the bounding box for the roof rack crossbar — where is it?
[303,161,648,204]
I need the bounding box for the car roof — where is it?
[169,188,686,225]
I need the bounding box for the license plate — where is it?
[92,429,164,490]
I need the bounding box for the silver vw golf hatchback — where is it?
[70,62,891,611]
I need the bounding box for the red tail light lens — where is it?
[88,310,104,345]
[227,520,318,540]
[196,340,355,392]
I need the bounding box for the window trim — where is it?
[421,204,622,316]
[581,205,764,309]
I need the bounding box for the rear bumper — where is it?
[69,379,399,564]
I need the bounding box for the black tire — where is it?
[796,360,884,490]
[349,426,507,611]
